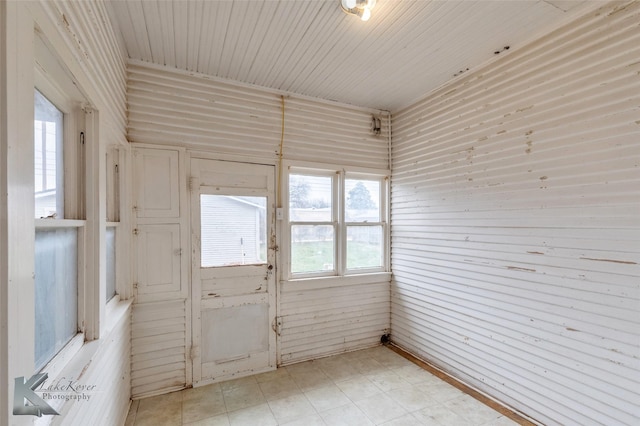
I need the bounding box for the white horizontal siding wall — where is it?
[49,302,132,426]
[131,300,187,398]
[35,0,128,145]
[127,62,391,373]
[127,62,390,170]
[279,277,390,365]
[390,2,640,425]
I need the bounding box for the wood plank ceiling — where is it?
[107,0,594,111]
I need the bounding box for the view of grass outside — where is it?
[347,225,383,269]
[291,241,334,273]
[291,240,383,273]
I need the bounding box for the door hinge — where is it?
[272,316,283,336]
[188,177,195,192]
[133,282,138,289]
[133,228,139,235]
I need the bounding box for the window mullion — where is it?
[337,171,345,276]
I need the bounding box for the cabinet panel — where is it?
[134,148,180,218]
[136,224,184,301]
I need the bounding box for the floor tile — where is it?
[318,358,363,382]
[379,413,422,426]
[227,403,277,426]
[267,393,316,423]
[320,402,375,426]
[219,376,257,392]
[254,368,290,383]
[289,368,333,392]
[127,346,509,426]
[352,357,385,375]
[413,403,475,426]
[279,413,326,426]
[354,392,408,424]
[304,384,352,412]
[444,394,502,424]
[391,364,438,385]
[367,369,411,392]
[222,382,266,412]
[336,375,382,401]
[258,375,300,401]
[387,385,439,412]
[285,360,321,374]
[183,413,230,426]
[135,392,182,426]
[183,388,227,424]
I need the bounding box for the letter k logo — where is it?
[13,373,59,416]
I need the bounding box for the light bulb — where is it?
[360,7,371,21]
[345,0,357,9]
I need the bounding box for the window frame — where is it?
[31,31,107,374]
[285,162,389,280]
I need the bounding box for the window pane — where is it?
[106,226,116,301]
[35,228,78,370]
[345,179,380,222]
[291,225,334,273]
[34,89,64,219]
[289,174,332,222]
[201,195,267,267]
[347,226,383,270]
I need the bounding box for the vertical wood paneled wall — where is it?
[127,62,391,390]
[390,2,639,425]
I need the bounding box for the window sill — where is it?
[35,218,85,228]
[281,271,391,290]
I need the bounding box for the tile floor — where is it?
[125,346,519,426]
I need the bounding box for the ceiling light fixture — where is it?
[340,0,376,22]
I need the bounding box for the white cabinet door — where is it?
[191,159,277,385]
[133,148,180,218]
[135,223,185,301]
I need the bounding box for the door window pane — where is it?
[200,195,267,267]
[347,226,383,270]
[35,228,78,370]
[34,90,64,219]
[291,225,334,273]
[289,174,332,221]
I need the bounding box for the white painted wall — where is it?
[127,63,391,395]
[0,1,130,425]
[390,2,640,425]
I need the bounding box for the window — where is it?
[33,37,88,369]
[34,87,83,370]
[288,168,387,278]
[34,89,64,219]
[345,178,384,270]
[34,227,78,370]
[106,225,117,302]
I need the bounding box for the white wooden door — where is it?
[191,159,277,385]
